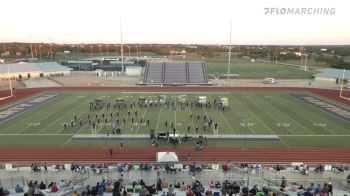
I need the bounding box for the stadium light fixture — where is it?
[227,20,232,80]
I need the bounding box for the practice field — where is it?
[199,53,314,79]
[0,90,349,148]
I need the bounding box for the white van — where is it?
[263,78,277,84]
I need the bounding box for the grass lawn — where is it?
[198,53,314,79]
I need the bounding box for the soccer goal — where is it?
[339,69,350,101]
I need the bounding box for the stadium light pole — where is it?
[34,43,37,57]
[99,44,102,64]
[136,45,139,58]
[78,44,81,71]
[49,37,53,61]
[3,43,6,55]
[29,35,34,61]
[39,45,42,61]
[227,20,232,80]
[139,43,142,57]
[120,17,124,73]
[126,45,130,59]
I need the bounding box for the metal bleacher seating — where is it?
[143,60,209,85]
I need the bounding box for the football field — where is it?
[0,90,349,148]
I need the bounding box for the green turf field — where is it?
[204,54,315,79]
[0,91,349,148]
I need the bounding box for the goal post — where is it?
[0,69,14,101]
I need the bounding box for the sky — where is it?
[0,0,349,45]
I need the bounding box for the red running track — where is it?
[0,86,349,164]
[0,147,350,164]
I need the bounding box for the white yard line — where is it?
[61,136,74,147]
[41,98,90,134]
[202,107,219,135]
[0,94,67,133]
[261,98,314,135]
[235,97,290,148]
[250,99,297,135]
[217,110,235,135]
[187,107,196,133]
[135,106,149,134]
[283,96,337,135]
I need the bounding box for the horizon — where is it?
[1,0,349,45]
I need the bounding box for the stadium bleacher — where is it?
[142,60,209,85]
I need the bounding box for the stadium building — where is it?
[314,68,350,84]
[0,62,72,80]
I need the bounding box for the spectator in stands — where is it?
[51,183,59,193]
[66,181,74,191]
[101,179,106,191]
[59,179,66,189]
[0,187,9,196]
[297,185,305,196]
[327,182,333,196]
[157,178,162,191]
[72,191,79,196]
[205,188,212,196]
[161,178,169,189]
[15,184,24,193]
[315,184,322,195]
[34,181,39,189]
[291,182,299,192]
[106,184,113,193]
[320,190,327,196]
[186,189,194,196]
[131,179,138,188]
[168,184,175,196]
[139,179,146,187]
[180,182,188,191]
[28,184,35,196]
[281,175,287,187]
[98,184,104,196]
[39,181,46,190]
[34,187,44,196]
[347,174,350,191]
[82,185,91,196]
[139,186,149,196]
[113,180,121,195]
